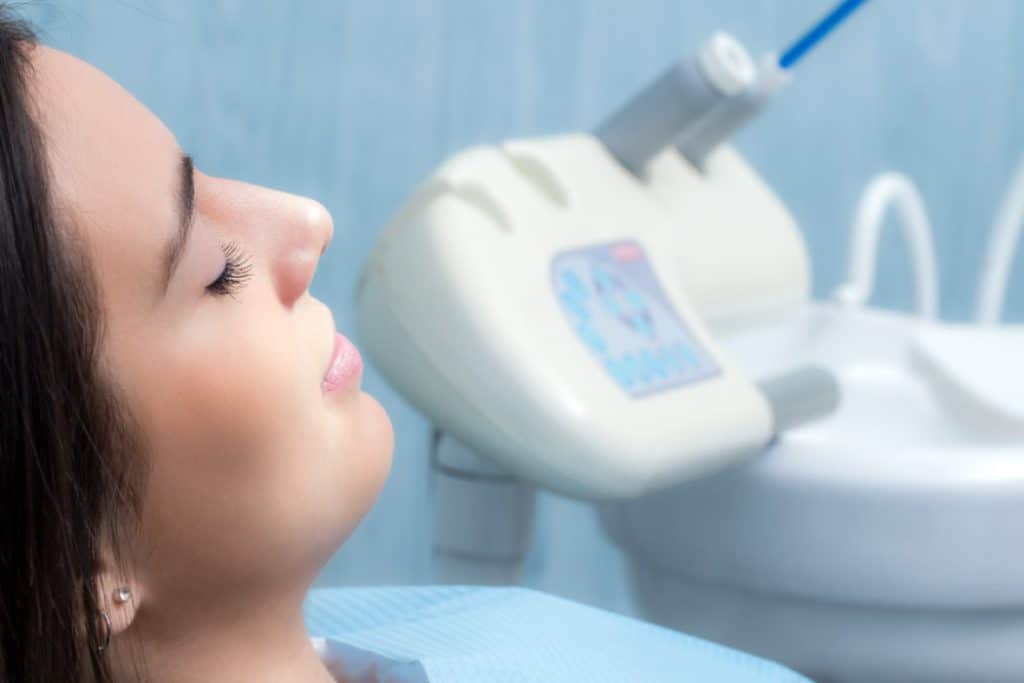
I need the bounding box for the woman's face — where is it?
[32,47,393,609]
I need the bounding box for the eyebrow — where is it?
[163,153,195,293]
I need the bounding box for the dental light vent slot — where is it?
[501,146,570,210]
[450,181,514,233]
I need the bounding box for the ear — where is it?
[93,548,143,636]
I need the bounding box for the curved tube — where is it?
[976,156,1024,325]
[833,172,940,319]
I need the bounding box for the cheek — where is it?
[145,331,314,463]
[125,330,329,577]
[126,326,393,592]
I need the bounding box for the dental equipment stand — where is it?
[357,3,1024,679]
[356,0,867,638]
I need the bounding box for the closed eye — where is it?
[207,241,253,299]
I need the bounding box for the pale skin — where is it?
[29,46,395,682]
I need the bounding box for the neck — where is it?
[112,588,336,683]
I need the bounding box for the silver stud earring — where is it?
[113,586,132,605]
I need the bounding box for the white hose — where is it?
[975,156,1024,325]
[833,172,940,320]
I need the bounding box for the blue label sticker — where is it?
[552,240,719,398]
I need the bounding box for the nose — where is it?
[274,197,334,308]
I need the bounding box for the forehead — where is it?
[29,46,180,310]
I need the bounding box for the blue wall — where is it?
[30,0,1024,610]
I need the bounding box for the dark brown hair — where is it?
[0,6,142,682]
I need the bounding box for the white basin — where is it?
[599,303,1024,682]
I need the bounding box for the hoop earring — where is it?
[97,610,112,655]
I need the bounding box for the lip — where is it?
[322,331,363,395]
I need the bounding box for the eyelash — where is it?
[207,241,254,298]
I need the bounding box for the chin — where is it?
[358,390,395,494]
[292,391,394,578]
[325,392,393,543]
